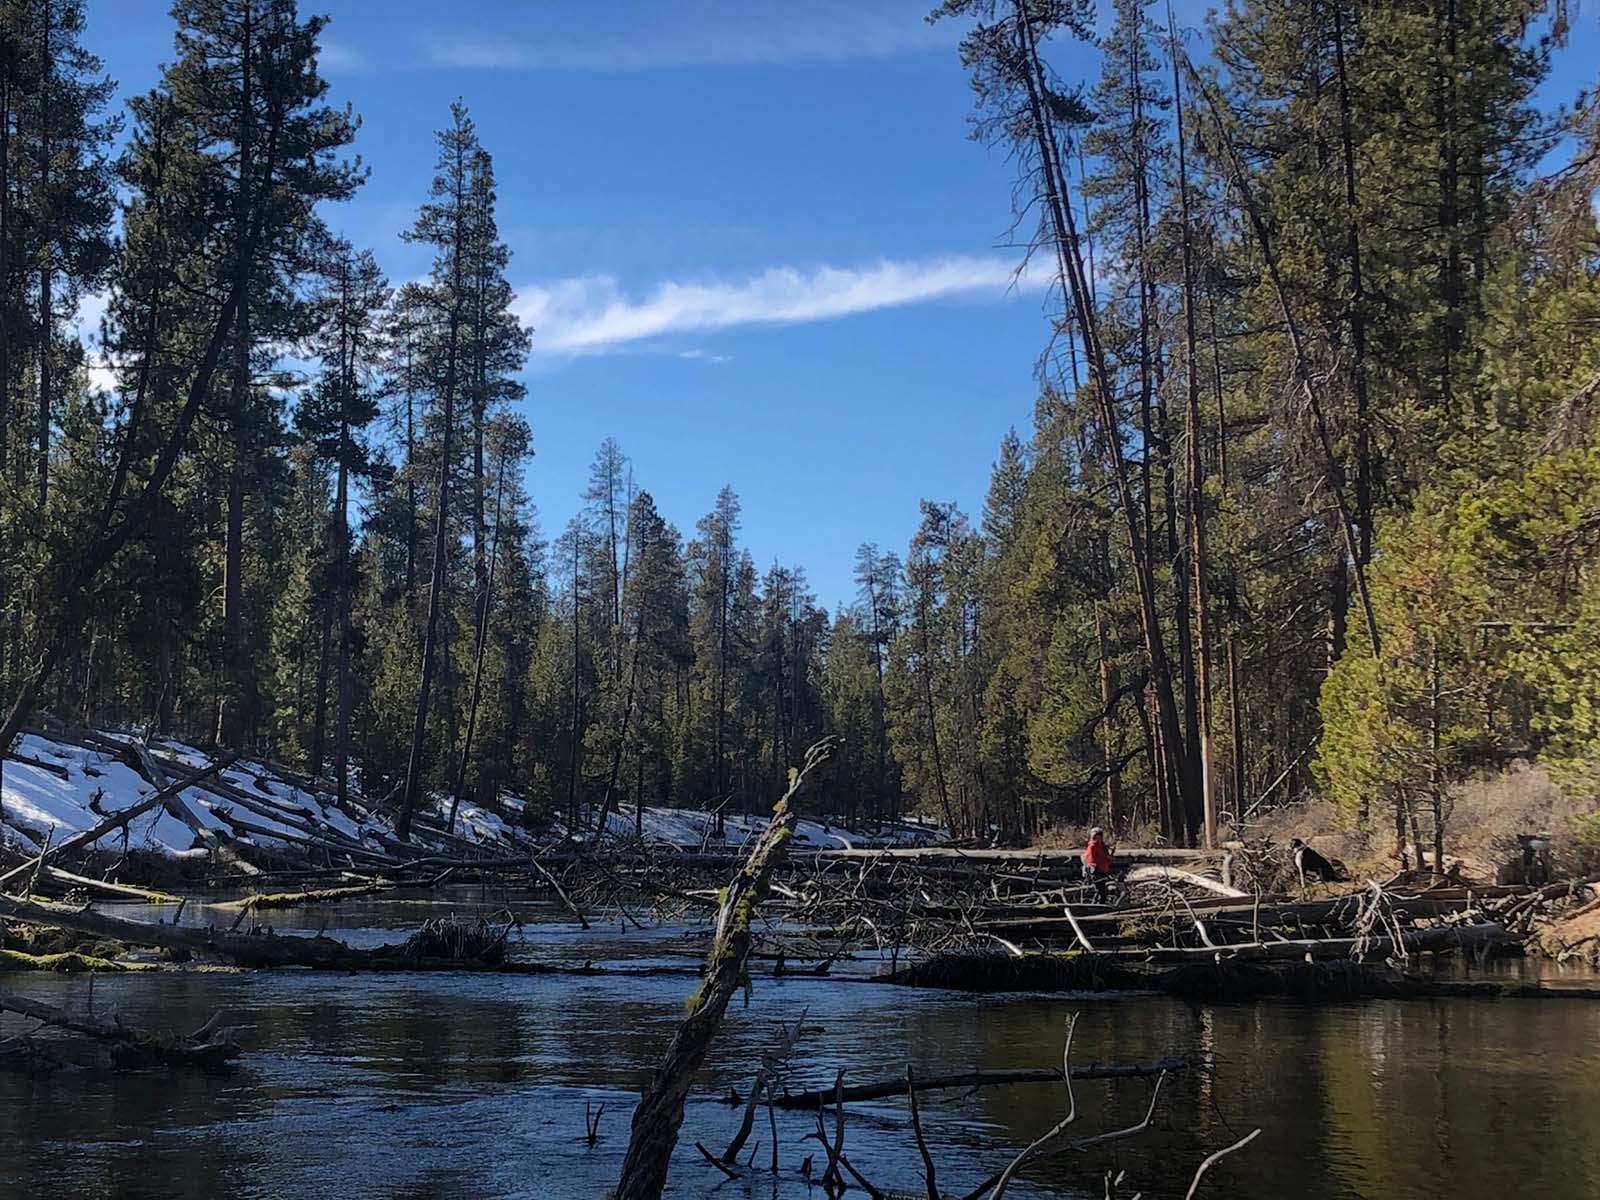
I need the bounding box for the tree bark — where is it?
[613,739,836,1200]
[449,443,509,833]
[34,0,53,513]
[1170,1,1217,847]
[216,0,255,750]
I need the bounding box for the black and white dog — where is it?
[1289,838,1346,888]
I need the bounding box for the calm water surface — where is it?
[2,894,1597,1199]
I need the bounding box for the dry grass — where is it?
[1238,761,1600,881]
[1240,799,1376,876]
[1449,762,1600,879]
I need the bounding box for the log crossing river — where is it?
[2,891,1597,1198]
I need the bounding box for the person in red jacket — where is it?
[1083,826,1113,902]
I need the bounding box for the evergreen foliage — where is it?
[3,0,1597,857]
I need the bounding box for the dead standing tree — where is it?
[613,736,837,1200]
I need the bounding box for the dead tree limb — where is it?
[774,1059,1187,1110]
[0,754,237,891]
[0,986,239,1071]
[613,736,837,1200]
[1184,1128,1261,1199]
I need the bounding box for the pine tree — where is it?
[396,104,526,839]
[0,0,359,755]
[297,240,386,799]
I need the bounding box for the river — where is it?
[2,893,1597,1199]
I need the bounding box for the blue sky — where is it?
[82,1,1597,611]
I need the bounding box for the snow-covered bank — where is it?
[0,728,939,875]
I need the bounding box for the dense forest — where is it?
[0,0,1596,857]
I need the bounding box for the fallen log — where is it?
[0,892,528,972]
[5,749,70,780]
[0,947,146,972]
[1128,921,1515,963]
[0,754,236,891]
[0,892,382,969]
[772,1058,1188,1109]
[40,866,180,904]
[1123,865,1247,898]
[213,883,390,911]
[0,986,238,1071]
[132,743,223,852]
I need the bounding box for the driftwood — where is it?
[38,866,180,904]
[0,986,238,1071]
[772,1058,1188,1109]
[0,893,504,971]
[1123,865,1246,898]
[214,883,390,911]
[614,737,837,1200]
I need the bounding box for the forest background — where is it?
[1,0,1598,862]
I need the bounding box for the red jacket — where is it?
[1084,838,1111,874]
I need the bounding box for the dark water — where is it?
[3,896,1599,1199]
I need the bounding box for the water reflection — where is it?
[2,898,1596,1199]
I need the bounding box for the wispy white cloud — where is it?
[426,1,951,72]
[514,254,1036,357]
[677,349,731,365]
[318,40,368,73]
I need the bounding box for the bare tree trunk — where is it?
[917,592,954,836]
[404,357,417,603]
[216,0,254,750]
[590,616,642,847]
[714,532,729,837]
[308,595,332,776]
[450,445,509,832]
[34,0,53,514]
[1096,604,1121,828]
[1331,0,1373,571]
[1170,0,1217,847]
[1011,0,1197,840]
[397,135,466,840]
[0,77,12,747]
[568,533,582,834]
[1430,641,1444,872]
[614,740,835,1200]
[1434,0,1461,420]
[1227,636,1245,822]
[1,76,11,483]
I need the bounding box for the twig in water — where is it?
[1184,1128,1261,1199]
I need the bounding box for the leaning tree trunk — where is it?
[613,738,836,1200]
[1010,0,1197,842]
